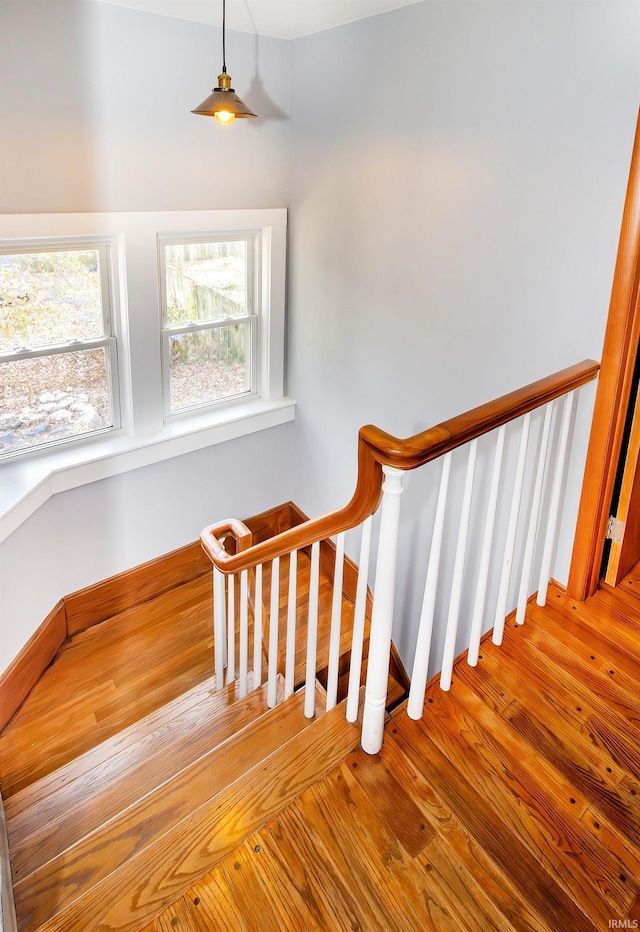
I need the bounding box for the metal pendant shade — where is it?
[192,73,257,120]
[192,0,256,123]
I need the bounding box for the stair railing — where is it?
[201,359,599,754]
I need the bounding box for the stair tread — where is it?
[31,689,361,932]
[13,681,326,932]
[9,673,283,876]
[6,671,236,821]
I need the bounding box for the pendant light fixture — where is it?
[192,0,257,124]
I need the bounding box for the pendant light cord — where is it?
[222,0,227,73]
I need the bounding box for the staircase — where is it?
[0,359,618,930]
[5,566,638,930]
[0,503,405,932]
[5,678,361,931]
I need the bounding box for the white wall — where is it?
[2,0,639,679]
[0,0,290,213]
[287,1,640,666]
[0,427,293,669]
[0,0,292,672]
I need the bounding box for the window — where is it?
[159,234,257,416]
[0,209,292,542]
[0,239,119,458]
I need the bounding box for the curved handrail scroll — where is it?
[201,359,599,574]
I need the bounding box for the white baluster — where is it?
[493,413,531,646]
[326,532,346,711]
[213,566,226,691]
[226,573,235,685]
[285,550,298,697]
[468,426,506,666]
[346,517,373,723]
[268,557,280,708]
[440,440,478,691]
[239,569,249,698]
[515,402,555,625]
[537,391,576,606]
[362,466,405,755]
[253,563,263,687]
[407,453,452,720]
[304,541,321,719]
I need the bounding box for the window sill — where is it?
[0,396,296,545]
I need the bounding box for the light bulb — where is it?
[214,110,235,125]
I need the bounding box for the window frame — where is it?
[0,209,292,544]
[158,231,260,419]
[0,235,122,460]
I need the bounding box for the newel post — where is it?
[361,465,405,754]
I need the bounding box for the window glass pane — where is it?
[168,324,250,412]
[0,348,112,455]
[0,250,104,352]
[165,241,247,326]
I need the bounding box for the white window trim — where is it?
[0,209,293,544]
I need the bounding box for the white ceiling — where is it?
[91,0,424,40]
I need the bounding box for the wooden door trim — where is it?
[567,109,640,600]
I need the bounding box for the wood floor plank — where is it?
[458,638,638,797]
[498,624,640,782]
[579,804,640,886]
[0,582,216,796]
[183,868,245,932]
[628,895,640,922]
[219,843,285,931]
[244,818,355,931]
[381,730,552,932]
[542,587,640,677]
[506,700,640,855]
[339,754,514,932]
[342,749,434,857]
[456,639,640,833]
[455,661,640,891]
[524,600,640,715]
[154,897,196,932]
[4,673,223,820]
[19,576,212,720]
[418,834,517,932]
[600,574,640,613]
[420,677,635,921]
[35,695,360,932]
[288,787,433,931]
[325,763,453,930]
[13,688,316,928]
[392,713,600,932]
[9,678,274,877]
[526,600,640,714]
[268,805,379,929]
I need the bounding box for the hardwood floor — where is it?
[2,557,640,929]
[0,573,215,797]
[154,571,640,931]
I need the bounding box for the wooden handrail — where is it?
[200,519,253,562]
[201,359,600,573]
